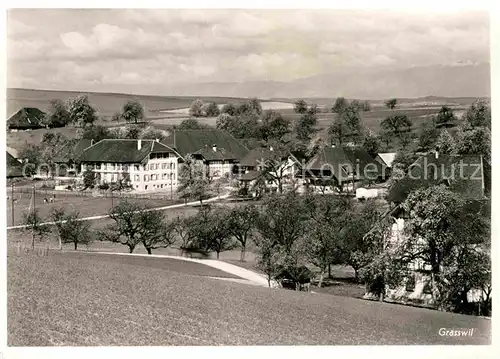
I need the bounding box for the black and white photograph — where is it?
[2,2,496,355]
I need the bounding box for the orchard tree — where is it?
[328,116,349,147]
[464,99,491,129]
[294,108,318,142]
[178,155,212,205]
[385,98,397,109]
[221,103,238,116]
[82,169,96,189]
[362,133,380,158]
[177,118,205,130]
[332,97,348,113]
[454,126,491,162]
[44,99,70,128]
[121,100,144,124]
[22,209,50,251]
[328,104,363,146]
[215,113,233,131]
[67,95,98,127]
[435,106,456,128]
[227,204,259,261]
[381,115,412,137]
[362,100,371,112]
[294,100,308,114]
[204,102,220,117]
[51,208,92,250]
[189,99,205,117]
[435,130,455,154]
[418,120,440,151]
[259,110,290,142]
[79,124,114,142]
[248,98,263,116]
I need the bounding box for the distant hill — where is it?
[169,63,491,100]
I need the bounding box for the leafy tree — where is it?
[259,142,295,194]
[216,113,233,131]
[18,144,41,176]
[328,104,362,146]
[362,133,380,158]
[294,110,318,142]
[44,99,70,128]
[254,234,283,287]
[204,102,220,117]
[377,129,393,150]
[248,98,263,116]
[82,169,96,189]
[259,110,290,142]
[66,95,98,127]
[332,97,348,113]
[172,215,198,255]
[435,130,455,154]
[340,200,381,281]
[221,103,238,116]
[103,201,175,254]
[385,98,397,109]
[391,148,418,173]
[22,209,50,251]
[464,99,491,129]
[79,124,113,142]
[140,128,167,141]
[178,155,212,205]
[191,206,235,259]
[226,205,259,261]
[304,195,352,287]
[328,116,349,147]
[350,99,362,112]
[454,126,491,162]
[121,100,144,124]
[381,115,412,137]
[177,118,205,130]
[401,186,490,311]
[52,208,92,250]
[435,106,456,128]
[124,125,141,139]
[417,120,440,151]
[294,100,308,114]
[189,99,205,117]
[362,100,371,112]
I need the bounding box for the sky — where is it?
[7,9,490,95]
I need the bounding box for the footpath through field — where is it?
[6,192,232,230]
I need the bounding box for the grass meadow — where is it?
[7,251,491,345]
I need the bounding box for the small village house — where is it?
[374,152,396,178]
[367,152,491,308]
[78,139,182,192]
[6,151,25,179]
[7,107,46,131]
[303,146,385,194]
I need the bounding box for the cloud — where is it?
[6,9,490,92]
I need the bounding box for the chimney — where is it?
[331,144,336,148]
[156,138,160,143]
[435,151,439,159]
[212,144,217,152]
[269,146,274,152]
[137,139,142,150]
[91,139,94,146]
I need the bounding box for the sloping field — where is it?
[8,253,490,346]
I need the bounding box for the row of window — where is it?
[84,162,176,171]
[150,153,174,159]
[134,173,176,182]
[137,183,177,190]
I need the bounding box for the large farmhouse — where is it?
[7,107,46,131]
[163,129,249,178]
[78,139,182,192]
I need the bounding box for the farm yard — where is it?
[7,251,491,346]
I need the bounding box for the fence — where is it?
[8,186,179,200]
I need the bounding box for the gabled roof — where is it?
[376,153,396,168]
[305,146,383,181]
[162,129,249,160]
[78,139,180,164]
[53,139,93,163]
[7,107,46,129]
[239,170,261,181]
[240,146,274,167]
[387,153,488,203]
[7,152,24,177]
[193,145,238,161]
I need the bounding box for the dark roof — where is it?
[7,152,24,177]
[240,147,274,167]
[7,108,46,129]
[193,145,238,161]
[238,170,261,181]
[305,146,383,181]
[78,139,180,164]
[387,154,488,203]
[53,139,93,163]
[162,129,249,160]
